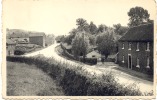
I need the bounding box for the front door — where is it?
[128,55,132,69]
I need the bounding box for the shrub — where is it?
[6,56,152,96]
[80,57,97,65]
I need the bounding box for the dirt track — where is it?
[24,43,154,93]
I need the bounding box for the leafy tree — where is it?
[63,28,78,44]
[128,6,150,27]
[76,18,90,32]
[89,21,98,35]
[97,24,108,33]
[88,34,96,45]
[96,29,115,59]
[71,31,90,60]
[113,23,128,35]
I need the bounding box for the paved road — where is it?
[25,43,154,93]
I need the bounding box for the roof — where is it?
[86,50,101,58]
[119,23,153,42]
[6,39,16,45]
[29,32,45,37]
[62,43,72,49]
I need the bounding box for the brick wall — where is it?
[117,41,153,75]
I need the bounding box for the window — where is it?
[122,43,124,49]
[122,56,125,63]
[136,42,139,51]
[128,42,131,50]
[146,42,150,51]
[146,57,150,68]
[136,58,140,68]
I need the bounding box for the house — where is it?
[6,39,16,56]
[29,32,46,47]
[117,23,153,75]
[61,43,72,53]
[7,32,29,44]
[86,50,101,59]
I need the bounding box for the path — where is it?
[25,43,154,93]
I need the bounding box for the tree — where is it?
[97,24,108,33]
[63,28,78,44]
[128,6,150,27]
[76,18,90,32]
[96,29,115,59]
[88,34,96,45]
[113,23,128,35]
[71,31,90,60]
[89,21,98,35]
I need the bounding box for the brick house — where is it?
[117,23,153,75]
[6,39,16,56]
[29,32,46,47]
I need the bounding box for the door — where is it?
[128,55,132,69]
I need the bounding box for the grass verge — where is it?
[7,61,64,96]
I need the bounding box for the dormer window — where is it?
[128,42,131,50]
[136,42,139,51]
[146,42,150,51]
[136,58,140,68]
[122,43,124,49]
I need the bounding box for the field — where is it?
[7,61,64,96]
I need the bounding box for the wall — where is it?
[29,36,45,47]
[117,41,153,75]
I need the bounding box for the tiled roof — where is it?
[119,23,153,42]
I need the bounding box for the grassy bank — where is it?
[7,56,153,96]
[7,61,64,96]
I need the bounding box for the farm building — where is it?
[6,39,16,56]
[29,32,46,47]
[86,50,101,59]
[117,23,153,75]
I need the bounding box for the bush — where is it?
[80,57,97,65]
[14,50,25,55]
[6,56,152,96]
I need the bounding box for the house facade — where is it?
[117,23,153,75]
[29,33,46,47]
[6,39,16,56]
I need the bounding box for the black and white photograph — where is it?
[2,0,156,99]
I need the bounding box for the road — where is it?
[25,43,154,93]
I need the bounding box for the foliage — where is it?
[63,29,78,45]
[71,31,90,58]
[79,57,97,65]
[96,28,115,59]
[7,56,151,96]
[45,34,55,46]
[76,18,89,32]
[55,35,65,42]
[128,6,150,27]
[97,24,108,33]
[88,34,96,45]
[89,21,98,35]
[113,23,128,35]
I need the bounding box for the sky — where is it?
[3,0,156,36]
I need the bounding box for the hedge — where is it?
[6,56,153,96]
